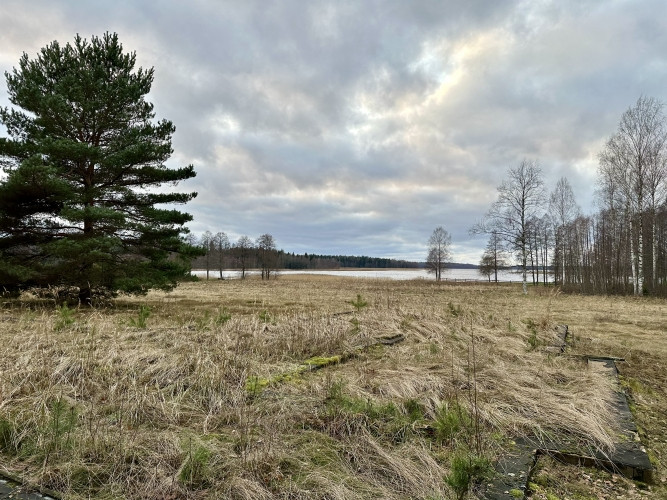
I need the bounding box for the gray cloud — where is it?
[2,0,667,262]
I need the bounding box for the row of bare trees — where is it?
[597,96,667,295]
[193,232,278,280]
[472,159,547,293]
[555,97,667,296]
[474,97,667,296]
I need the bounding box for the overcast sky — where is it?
[2,0,667,263]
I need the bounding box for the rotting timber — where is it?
[483,325,653,499]
[0,470,59,500]
[245,332,406,394]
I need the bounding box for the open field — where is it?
[0,276,665,499]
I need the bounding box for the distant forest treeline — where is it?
[191,241,424,275]
[279,253,422,269]
[190,232,482,276]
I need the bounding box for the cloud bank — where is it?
[2,0,667,262]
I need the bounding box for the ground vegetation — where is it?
[0,276,664,499]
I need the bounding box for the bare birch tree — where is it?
[479,231,507,283]
[235,235,253,279]
[549,177,580,285]
[473,160,545,294]
[256,233,278,280]
[646,140,667,290]
[426,226,451,281]
[214,231,230,279]
[599,96,667,295]
[200,231,214,280]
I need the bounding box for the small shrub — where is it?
[258,310,272,323]
[326,378,346,402]
[446,450,492,500]
[42,398,78,461]
[214,308,232,326]
[403,398,424,422]
[245,376,270,394]
[448,302,462,317]
[525,318,539,350]
[434,402,470,445]
[179,440,211,489]
[349,294,368,312]
[54,304,76,331]
[129,305,151,329]
[194,310,211,330]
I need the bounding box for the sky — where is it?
[2,0,667,263]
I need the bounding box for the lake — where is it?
[192,268,527,282]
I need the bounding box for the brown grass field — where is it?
[0,275,665,499]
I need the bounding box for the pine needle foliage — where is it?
[0,33,199,304]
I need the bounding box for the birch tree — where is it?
[598,96,667,295]
[479,231,507,283]
[235,235,253,279]
[549,177,580,285]
[214,231,230,279]
[474,160,545,294]
[256,233,277,280]
[426,226,451,282]
[200,231,214,280]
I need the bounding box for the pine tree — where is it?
[0,33,198,304]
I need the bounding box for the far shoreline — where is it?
[190,267,529,283]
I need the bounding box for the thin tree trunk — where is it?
[652,207,657,292]
[219,244,223,280]
[522,244,528,295]
[637,215,644,296]
[629,215,638,295]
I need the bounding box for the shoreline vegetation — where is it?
[1,276,665,499]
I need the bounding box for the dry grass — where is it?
[0,276,665,499]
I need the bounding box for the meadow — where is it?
[0,275,665,499]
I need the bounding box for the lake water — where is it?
[192,268,526,282]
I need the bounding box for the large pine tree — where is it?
[0,33,198,303]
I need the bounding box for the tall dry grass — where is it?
[0,276,665,498]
